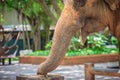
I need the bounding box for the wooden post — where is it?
[2,58,5,65]
[85,63,95,80]
[8,58,11,65]
[16,74,64,80]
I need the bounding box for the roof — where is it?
[0,25,55,32]
[2,25,31,32]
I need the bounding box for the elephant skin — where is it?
[37,0,120,75]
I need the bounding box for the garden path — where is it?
[0,61,120,80]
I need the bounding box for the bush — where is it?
[25,48,118,57]
[25,50,50,56]
[25,33,119,56]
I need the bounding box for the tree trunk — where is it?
[34,27,41,50]
[25,20,31,49]
[51,0,61,16]
[36,0,56,23]
[30,18,41,50]
[44,25,50,49]
[21,13,26,49]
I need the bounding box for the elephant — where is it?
[37,0,120,75]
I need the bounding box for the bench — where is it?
[0,25,20,65]
[0,45,18,65]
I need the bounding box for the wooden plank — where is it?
[16,75,64,80]
[19,54,118,65]
[62,54,118,65]
[92,68,120,77]
[85,63,95,80]
[85,63,120,80]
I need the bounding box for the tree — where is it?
[51,0,61,16]
[1,0,63,50]
[2,0,41,50]
[0,0,5,24]
[36,0,63,49]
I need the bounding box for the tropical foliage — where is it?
[25,33,119,56]
[0,1,119,56]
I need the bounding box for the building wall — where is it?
[4,8,22,25]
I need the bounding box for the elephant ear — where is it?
[104,0,120,10]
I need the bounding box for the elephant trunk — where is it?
[37,23,74,75]
[37,33,72,75]
[37,9,80,75]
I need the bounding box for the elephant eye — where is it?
[73,0,87,10]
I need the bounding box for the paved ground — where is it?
[0,62,120,80]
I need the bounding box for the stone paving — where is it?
[0,62,120,80]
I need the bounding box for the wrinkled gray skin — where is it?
[37,0,119,75]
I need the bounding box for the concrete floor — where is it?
[0,61,120,80]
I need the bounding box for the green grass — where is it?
[25,50,50,56]
[13,57,19,61]
[66,48,118,56]
[25,48,118,57]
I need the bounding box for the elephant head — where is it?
[37,0,120,75]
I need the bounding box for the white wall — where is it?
[4,8,22,25]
